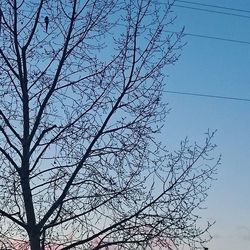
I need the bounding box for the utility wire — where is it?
[166,30,250,45]
[116,22,250,45]
[159,1,250,18]
[165,90,250,102]
[173,4,250,19]
[175,0,250,14]
[116,25,250,45]
[158,2,250,45]
[176,31,250,45]
[116,4,250,46]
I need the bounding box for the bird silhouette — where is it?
[0,8,2,35]
[44,16,49,33]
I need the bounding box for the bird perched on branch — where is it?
[0,8,2,35]
[44,16,49,33]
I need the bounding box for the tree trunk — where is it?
[29,234,40,250]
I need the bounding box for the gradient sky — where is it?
[161,1,250,250]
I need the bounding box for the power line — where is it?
[160,2,250,45]
[116,20,250,45]
[183,32,250,45]
[175,0,250,14]
[165,90,250,102]
[173,4,250,19]
[116,23,250,45]
[115,4,250,46]
[166,30,250,45]
[158,1,250,19]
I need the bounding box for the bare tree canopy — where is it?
[0,0,219,249]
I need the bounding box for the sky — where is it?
[161,1,250,250]
[0,1,249,249]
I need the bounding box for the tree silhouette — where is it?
[0,0,219,249]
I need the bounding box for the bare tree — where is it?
[0,0,219,250]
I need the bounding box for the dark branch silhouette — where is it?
[44,16,49,33]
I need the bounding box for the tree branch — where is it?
[0,208,26,229]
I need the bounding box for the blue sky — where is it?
[162,1,250,249]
